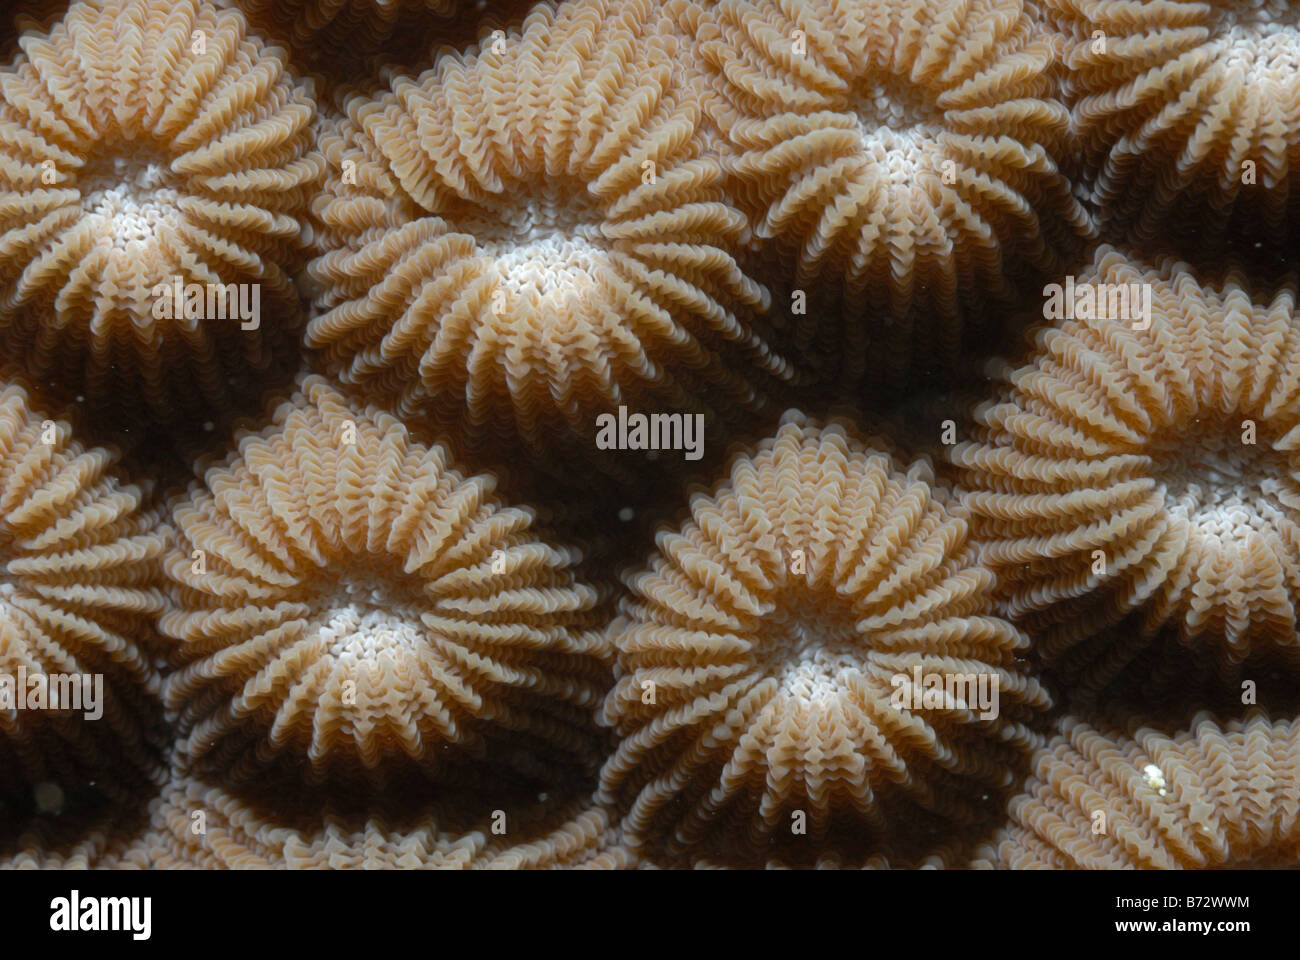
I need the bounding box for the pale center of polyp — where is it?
[455,184,608,310]
[313,570,428,661]
[1149,418,1293,538]
[850,76,946,185]
[758,591,867,703]
[1213,0,1300,84]
[78,151,182,251]
[490,236,603,307]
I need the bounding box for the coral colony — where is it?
[0,0,1298,870]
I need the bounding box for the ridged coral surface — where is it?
[0,0,320,423]
[1049,0,1300,244]
[0,379,167,823]
[160,376,609,788]
[599,414,1050,864]
[307,0,793,474]
[953,247,1300,674]
[145,775,632,869]
[2,0,1298,873]
[683,0,1091,387]
[0,805,154,868]
[1003,712,1300,868]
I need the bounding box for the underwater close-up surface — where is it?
[1,0,1299,873]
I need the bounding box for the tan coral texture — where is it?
[147,775,633,869]
[306,0,794,474]
[0,803,154,868]
[0,0,320,423]
[0,379,166,823]
[598,412,1050,865]
[1002,711,1300,868]
[685,0,1090,387]
[160,375,610,789]
[953,246,1300,674]
[1048,0,1300,243]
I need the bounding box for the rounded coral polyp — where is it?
[0,0,321,425]
[1049,0,1300,245]
[599,412,1050,866]
[679,0,1092,389]
[1002,711,1300,868]
[0,377,167,823]
[953,246,1300,676]
[307,0,795,477]
[159,375,611,790]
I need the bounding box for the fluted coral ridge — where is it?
[1002,711,1300,868]
[144,775,633,869]
[1048,0,1300,244]
[954,246,1300,675]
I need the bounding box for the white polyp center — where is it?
[1151,419,1292,540]
[490,235,603,307]
[453,186,610,313]
[318,607,426,659]
[1213,0,1300,83]
[311,569,428,661]
[758,594,866,703]
[850,77,946,185]
[77,152,182,250]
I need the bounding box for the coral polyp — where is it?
[1002,712,1300,868]
[1050,0,1300,244]
[0,378,167,827]
[160,376,610,789]
[684,0,1091,388]
[307,0,794,475]
[0,0,320,424]
[953,247,1300,678]
[598,414,1050,865]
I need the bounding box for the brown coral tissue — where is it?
[232,0,492,77]
[598,413,1050,866]
[1002,711,1300,868]
[237,0,457,45]
[159,376,610,793]
[1050,0,1300,247]
[0,0,320,427]
[953,246,1300,681]
[306,0,795,478]
[686,0,1091,389]
[8,0,1300,876]
[0,378,167,831]
[146,774,632,869]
